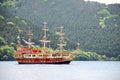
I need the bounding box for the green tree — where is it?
[0,45,15,61]
[0,37,6,46]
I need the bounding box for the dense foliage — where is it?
[73,50,116,61]
[0,37,15,60]
[0,0,120,60]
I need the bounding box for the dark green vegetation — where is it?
[0,0,120,61]
[0,37,15,60]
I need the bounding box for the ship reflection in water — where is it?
[0,61,120,80]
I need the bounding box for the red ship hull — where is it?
[16,57,72,64]
[18,60,71,64]
[16,58,71,64]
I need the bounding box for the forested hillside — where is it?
[0,0,75,60]
[0,0,120,60]
[15,0,120,59]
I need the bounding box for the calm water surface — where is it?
[0,61,120,80]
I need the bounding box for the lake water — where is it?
[0,61,120,80]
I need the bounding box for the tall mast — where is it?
[22,28,35,48]
[57,26,66,51]
[40,22,50,49]
[27,28,33,48]
[17,36,21,51]
[76,42,80,51]
[17,36,20,45]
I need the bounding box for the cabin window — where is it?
[32,55,36,57]
[38,54,43,57]
[52,54,56,56]
[28,54,31,57]
[43,54,48,57]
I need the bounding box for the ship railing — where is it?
[23,54,41,58]
[23,53,72,59]
[23,53,53,59]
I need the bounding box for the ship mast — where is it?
[57,26,66,51]
[27,28,33,48]
[76,42,80,51]
[22,28,35,48]
[17,36,21,45]
[40,22,50,49]
[16,36,21,51]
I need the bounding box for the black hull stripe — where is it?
[18,60,71,64]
